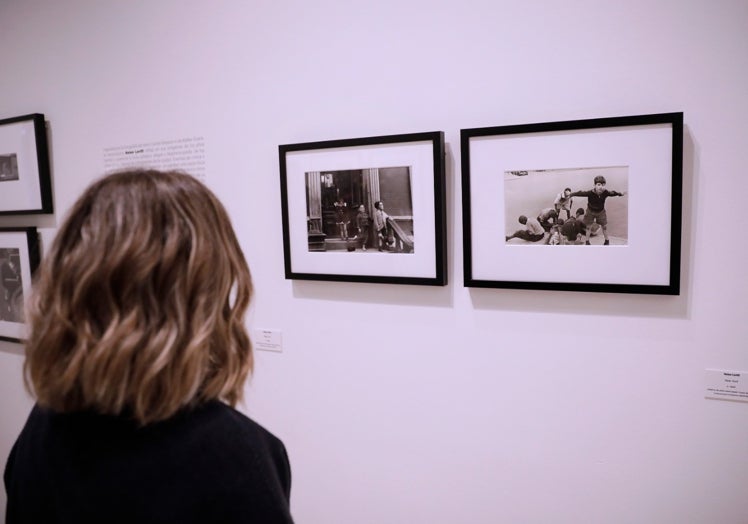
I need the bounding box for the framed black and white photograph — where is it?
[462,112,682,294]
[0,113,53,215]
[0,228,40,343]
[279,131,446,285]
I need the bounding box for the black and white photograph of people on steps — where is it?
[504,166,628,246]
[304,167,415,254]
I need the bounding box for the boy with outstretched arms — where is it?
[570,175,625,245]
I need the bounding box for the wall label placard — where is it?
[705,369,748,403]
[103,136,206,181]
[253,329,283,353]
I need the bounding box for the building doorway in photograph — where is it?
[319,170,366,239]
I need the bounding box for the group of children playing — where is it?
[506,175,626,246]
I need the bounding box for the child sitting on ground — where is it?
[546,224,561,245]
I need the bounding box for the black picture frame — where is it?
[279,131,447,286]
[0,113,53,215]
[461,112,683,295]
[0,227,40,343]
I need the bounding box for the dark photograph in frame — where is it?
[305,166,414,255]
[280,131,446,286]
[0,154,20,182]
[0,113,53,215]
[461,112,683,295]
[0,228,40,343]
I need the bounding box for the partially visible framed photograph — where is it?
[0,113,53,215]
[279,131,447,286]
[0,228,40,343]
[461,112,683,294]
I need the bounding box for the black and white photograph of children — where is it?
[0,248,24,322]
[304,167,415,254]
[504,166,628,246]
[0,153,20,182]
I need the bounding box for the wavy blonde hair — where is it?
[24,170,253,425]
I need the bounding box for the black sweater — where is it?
[4,401,293,523]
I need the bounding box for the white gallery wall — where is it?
[1,1,747,522]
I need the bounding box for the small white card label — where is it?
[253,329,283,353]
[705,369,748,402]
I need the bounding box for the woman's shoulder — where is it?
[204,402,282,440]
[178,402,292,515]
[170,401,286,455]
